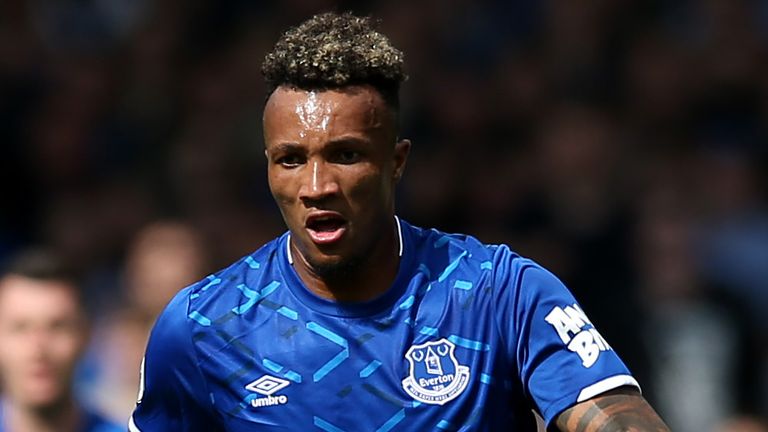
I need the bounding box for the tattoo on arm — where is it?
[554,388,670,432]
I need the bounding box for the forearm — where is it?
[555,388,670,432]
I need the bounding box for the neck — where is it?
[3,397,81,432]
[293,217,401,303]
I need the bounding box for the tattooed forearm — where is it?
[555,388,670,432]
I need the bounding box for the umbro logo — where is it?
[246,375,290,408]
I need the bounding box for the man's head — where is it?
[0,249,87,410]
[124,221,207,318]
[262,12,410,279]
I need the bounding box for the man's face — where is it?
[0,276,86,408]
[264,85,409,274]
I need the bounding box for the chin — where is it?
[23,393,65,410]
[305,251,362,279]
[19,383,66,408]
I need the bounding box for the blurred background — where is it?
[0,0,767,430]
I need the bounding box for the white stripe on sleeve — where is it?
[576,374,641,403]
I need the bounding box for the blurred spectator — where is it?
[123,221,207,317]
[634,178,760,432]
[715,416,768,432]
[79,221,207,423]
[500,103,650,384]
[692,149,768,331]
[689,148,768,418]
[0,249,121,432]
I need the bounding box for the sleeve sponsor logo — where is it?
[544,304,611,368]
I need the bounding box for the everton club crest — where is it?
[401,338,470,405]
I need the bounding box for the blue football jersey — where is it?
[129,219,638,431]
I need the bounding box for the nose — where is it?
[24,327,50,362]
[298,160,340,202]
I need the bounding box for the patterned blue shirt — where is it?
[130,219,638,431]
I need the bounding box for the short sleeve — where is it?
[129,286,219,431]
[494,251,639,426]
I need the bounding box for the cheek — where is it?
[0,329,29,361]
[268,172,304,231]
[268,173,295,209]
[268,168,299,200]
[46,329,84,363]
[0,336,18,368]
[346,167,389,205]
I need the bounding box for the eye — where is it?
[7,321,29,335]
[276,154,305,168]
[50,319,79,336]
[334,150,361,164]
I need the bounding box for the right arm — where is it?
[554,387,670,431]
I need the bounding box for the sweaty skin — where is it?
[263,85,410,302]
[555,387,670,432]
[294,91,332,137]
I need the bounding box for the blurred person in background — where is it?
[79,221,208,423]
[632,166,763,432]
[0,249,121,432]
[715,416,768,432]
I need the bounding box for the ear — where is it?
[393,139,411,182]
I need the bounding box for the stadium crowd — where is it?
[0,1,767,431]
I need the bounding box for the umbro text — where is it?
[251,395,288,408]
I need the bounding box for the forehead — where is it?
[0,276,80,318]
[263,85,393,143]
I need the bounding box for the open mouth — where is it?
[306,213,347,245]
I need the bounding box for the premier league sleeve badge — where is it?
[401,338,471,405]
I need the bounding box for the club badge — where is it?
[401,338,470,405]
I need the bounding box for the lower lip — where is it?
[307,226,347,245]
[28,370,55,381]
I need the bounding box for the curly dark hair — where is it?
[262,12,407,109]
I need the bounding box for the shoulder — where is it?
[147,234,286,360]
[403,220,540,289]
[403,221,576,327]
[404,220,507,269]
[179,234,287,323]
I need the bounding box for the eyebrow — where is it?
[326,135,371,147]
[269,136,370,152]
[269,142,303,153]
